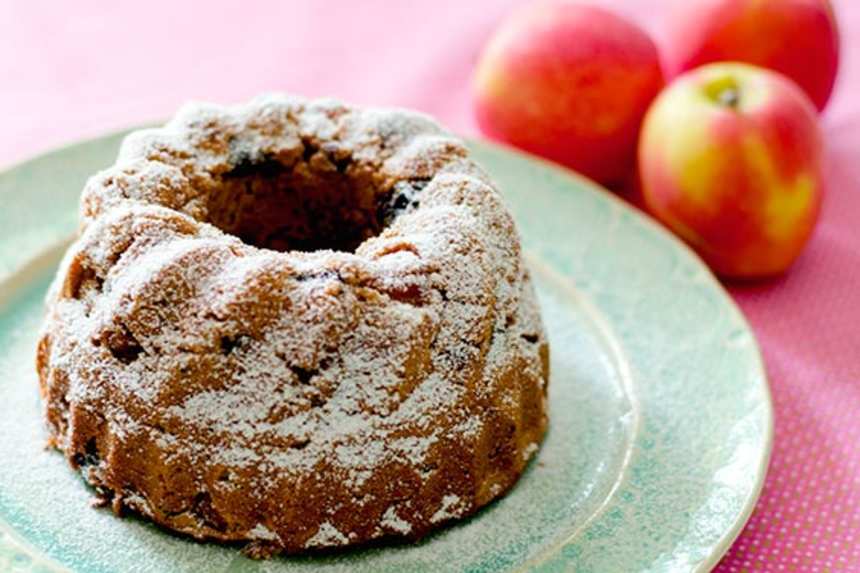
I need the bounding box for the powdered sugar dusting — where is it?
[380,506,412,535]
[215,445,261,469]
[250,524,280,542]
[305,522,349,548]
[391,434,438,465]
[431,494,465,524]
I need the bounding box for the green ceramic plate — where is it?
[0,131,772,573]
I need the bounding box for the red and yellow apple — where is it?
[638,63,824,279]
[472,2,664,187]
[666,0,840,112]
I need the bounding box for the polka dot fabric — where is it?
[717,105,860,571]
[1,0,858,570]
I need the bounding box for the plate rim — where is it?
[0,131,774,572]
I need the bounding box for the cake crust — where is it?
[36,94,549,557]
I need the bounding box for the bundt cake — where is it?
[36,94,549,557]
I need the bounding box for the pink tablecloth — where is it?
[3,1,858,570]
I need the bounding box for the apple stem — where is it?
[718,87,740,109]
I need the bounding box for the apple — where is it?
[638,63,824,279]
[472,2,664,187]
[666,0,839,112]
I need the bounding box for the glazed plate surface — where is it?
[0,132,772,572]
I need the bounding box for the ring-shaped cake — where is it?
[36,95,549,557]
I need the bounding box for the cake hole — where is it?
[219,334,246,355]
[306,389,326,408]
[419,462,438,480]
[206,145,431,253]
[379,179,428,228]
[385,283,424,306]
[104,324,144,364]
[68,264,104,301]
[301,142,317,162]
[226,153,282,178]
[73,437,101,468]
[520,333,539,344]
[290,436,310,450]
[333,156,351,173]
[291,366,316,385]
